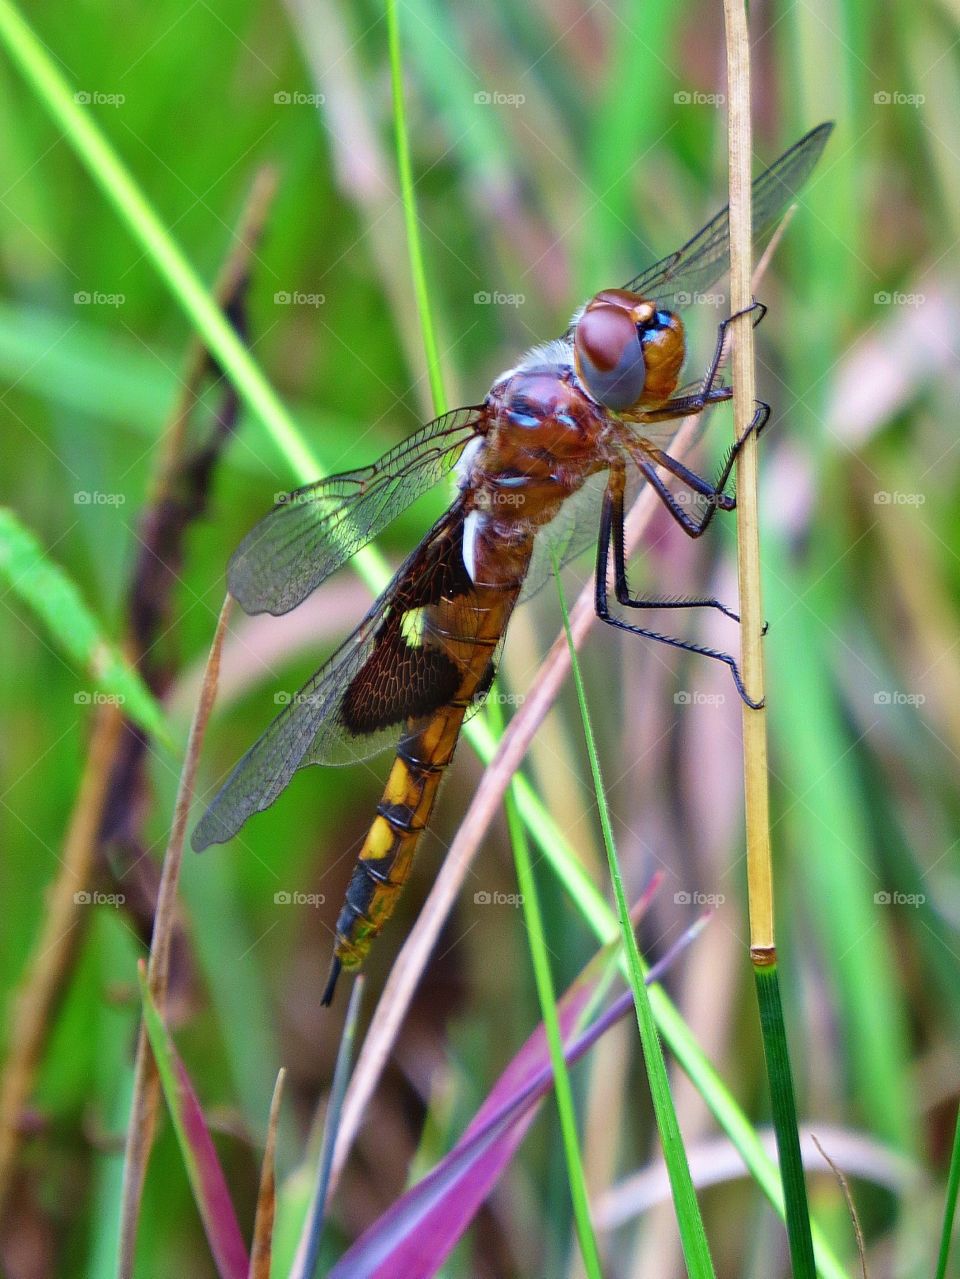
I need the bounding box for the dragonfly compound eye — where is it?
[574,302,647,411]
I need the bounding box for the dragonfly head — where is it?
[573,288,684,413]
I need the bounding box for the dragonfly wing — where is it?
[193,505,479,850]
[228,405,485,616]
[620,122,833,311]
[518,466,643,603]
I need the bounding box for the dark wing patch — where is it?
[340,513,473,732]
[620,123,832,312]
[340,635,461,734]
[228,405,484,616]
[192,506,480,851]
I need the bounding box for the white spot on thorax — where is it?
[456,435,486,489]
[461,508,486,582]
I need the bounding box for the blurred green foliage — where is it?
[1,0,957,1274]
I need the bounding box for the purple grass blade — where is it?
[137,963,249,1279]
[329,903,708,1279]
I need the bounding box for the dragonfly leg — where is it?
[322,956,343,1006]
[640,299,768,425]
[610,472,770,632]
[640,399,770,538]
[595,474,763,709]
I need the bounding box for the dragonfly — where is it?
[193,122,832,1004]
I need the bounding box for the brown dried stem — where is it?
[116,595,233,1276]
[0,702,124,1208]
[248,1068,286,1279]
[722,1,774,956]
[0,168,277,1226]
[116,166,278,1279]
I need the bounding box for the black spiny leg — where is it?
[639,300,768,425]
[640,399,771,540]
[595,472,763,709]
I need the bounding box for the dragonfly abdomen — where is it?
[322,708,465,1002]
[322,580,523,1004]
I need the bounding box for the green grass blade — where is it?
[0,507,166,741]
[385,0,446,416]
[291,977,365,1279]
[385,43,595,1268]
[446,686,849,1277]
[503,778,603,1278]
[935,1104,960,1279]
[553,559,715,1279]
[755,964,815,1278]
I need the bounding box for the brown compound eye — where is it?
[573,303,647,411]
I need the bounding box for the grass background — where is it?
[1,0,957,1275]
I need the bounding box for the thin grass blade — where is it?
[290,976,365,1279]
[935,1103,960,1279]
[504,787,603,1278]
[554,559,716,1278]
[385,0,446,415]
[0,507,166,741]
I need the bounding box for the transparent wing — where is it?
[193,505,492,850]
[620,122,833,311]
[228,405,485,616]
[519,471,636,603]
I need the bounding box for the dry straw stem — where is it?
[116,595,233,1278]
[0,701,124,1209]
[722,0,774,955]
[248,1068,287,1279]
[811,1134,868,1279]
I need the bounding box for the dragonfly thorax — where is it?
[480,366,616,490]
[452,366,617,586]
